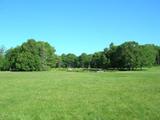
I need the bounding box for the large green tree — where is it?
[5,39,56,71]
[90,52,105,68]
[78,53,92,68]
[105,42,157,70]
[116,41,141,70]
[139,44,157,68]
[61,53,78,68]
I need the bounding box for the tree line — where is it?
[0,39,160,71]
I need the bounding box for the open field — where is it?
[0,67,160,120]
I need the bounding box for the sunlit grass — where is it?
[0,68,160,120]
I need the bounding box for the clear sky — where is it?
[0,0,160,55]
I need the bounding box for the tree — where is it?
[54,55,61,68]
[101,51,110,69]
[157,47,160,65]
[91,52,107,68]
[155,46,160,65]
[78,53,92,68]
[37,41,56,68]
[1,40,160,71]
[0,46,5,70]
[105,41,157,70]
[5,47,20,71]
[139,44,157,68]
[5,39,56,71]
[107,43,118,69]
[60,53,78,68]
[116,41,141,70]
[65,53,78,68]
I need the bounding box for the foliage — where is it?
[4,39,56,71]
[78,53,92,68]
[0,39,160,71]
[0,46,5,70]
[60,53,78,68]
[103,41,159,70]
[91,52,107,68]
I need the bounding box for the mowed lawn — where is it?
[0,68,160,120]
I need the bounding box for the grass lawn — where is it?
[0,67,160,120]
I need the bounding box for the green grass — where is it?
[0,68,160,120]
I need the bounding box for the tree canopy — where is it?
[0,39,159,71]
[4,39,56,71]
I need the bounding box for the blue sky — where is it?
[0,0,160,55]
